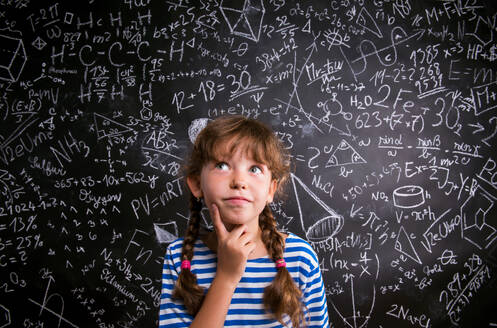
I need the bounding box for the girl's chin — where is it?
[219,210,253,221]
[219,216,254,229]
[221,218,247,226]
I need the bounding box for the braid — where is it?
[260,205,306,327]
[260,206,284,261]
[171,195,205,315]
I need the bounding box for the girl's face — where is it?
[187,140,277,231]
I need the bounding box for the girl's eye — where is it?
[215,162,229,170]
[249,166,262,174]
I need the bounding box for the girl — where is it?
[159,115,330,327]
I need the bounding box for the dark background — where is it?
[1,0,497,327]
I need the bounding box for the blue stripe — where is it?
[224,319,276,326]
[159,301,185,310]
[163,262,176,271]
[245,266,276,272]
[194,267,217,274]
[160,283,174,290]
[171,251,213,260]
[234,287,266,293]
[159,312,192,320]
[227,308,267,315]
[308,314,330,326]
[196,277,214,284]
[168,240,184,250]
[161,272,177,280]
[239,276,274,283]
[230,298,264,304]
[307,300,328,314]
[158,323,188,328]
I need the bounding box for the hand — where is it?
[210,203,256,287]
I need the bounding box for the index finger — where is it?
[210,203,228,238]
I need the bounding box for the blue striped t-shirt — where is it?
[159,233,330,327]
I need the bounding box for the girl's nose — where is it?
[230,171,247,189]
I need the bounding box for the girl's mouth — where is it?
[225,197,250,205]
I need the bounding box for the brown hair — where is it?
[172,115,306,327]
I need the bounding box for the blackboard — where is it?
[1,0,497,327]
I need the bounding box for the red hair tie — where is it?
[181,260,191,270]
[276,258,286,268]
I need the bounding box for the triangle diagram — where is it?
[93,113,135,141]
[394,226,421,264]
[291,174,343,241]
[326,139,366,167]
[356,7,383,38]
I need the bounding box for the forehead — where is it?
[211,136,267,163]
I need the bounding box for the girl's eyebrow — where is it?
[212,156,229,162]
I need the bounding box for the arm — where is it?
[190,203,255,328]
[302,246,331,328]
[303,267,330,327]
[159,242,189,327]
[159,240,237,328]
[189,275,237,328]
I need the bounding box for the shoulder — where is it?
[165,238,184,258]
[167,238,184,251]
[284,233,320,270]
[162,238,184,273]
[164,237,212,263]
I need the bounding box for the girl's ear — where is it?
[186,176,203,198]
[266,179,278,203]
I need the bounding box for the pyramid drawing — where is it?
[326,139,366,167]
[219,0,265,42]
